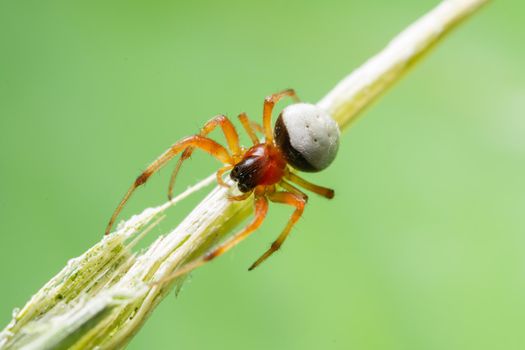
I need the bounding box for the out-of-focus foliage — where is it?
[0,0,523,349]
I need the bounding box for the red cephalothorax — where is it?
[230,143,287,192]
[105,89,340,282]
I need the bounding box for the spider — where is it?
[105,89,340,277]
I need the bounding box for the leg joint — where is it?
[204,251,218,261]
[270,241,282,251]
[135,172,151,186]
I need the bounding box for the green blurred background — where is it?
[1,0,524,349]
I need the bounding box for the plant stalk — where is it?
[0,1,489,348]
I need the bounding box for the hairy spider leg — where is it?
[286,171,335,199]
[263,89,300,143]
[154,190,269,286]
[105,135,233,235]
[167,115,241,200]
[248,190,306,271]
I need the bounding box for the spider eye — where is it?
[230,162,258,193]
[274,103,339,172]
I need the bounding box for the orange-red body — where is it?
[230,143,287,192]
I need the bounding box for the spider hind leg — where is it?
[286,171,334,199]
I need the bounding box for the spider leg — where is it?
[216,165,233,188]
[238,113,260,145]
[279,179,309,201]
[154,191,269,286]
[248,190,306,271]
[286,171,334,199]
[228,190,253,201]
[263,89,300,143]
[249,119,264,134]
[105,135,233,235]
[168,115,241,200]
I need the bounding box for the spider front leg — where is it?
[248,189,307,271]
[167,115,241,200]
[154,189,268,286]
[238,112,263,145]
[262,89,300,143]
[105,135,233,235]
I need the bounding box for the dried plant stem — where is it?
[319,0,489,129]
[0,1,488,349]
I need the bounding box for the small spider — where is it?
[105,89,340,277]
